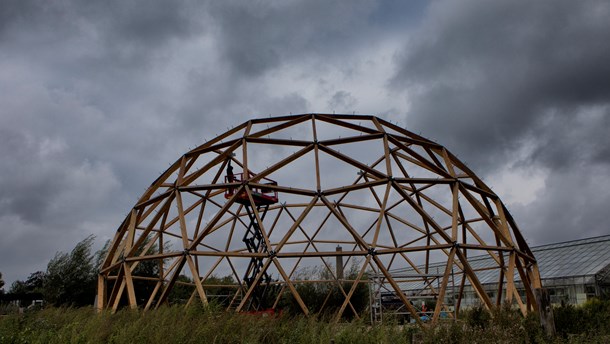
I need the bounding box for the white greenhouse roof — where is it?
[385,235,610,291]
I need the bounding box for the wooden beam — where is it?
[431,247,456,324]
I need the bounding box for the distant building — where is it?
[372,235,610,320]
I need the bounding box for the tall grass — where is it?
[1,300,610,343]
[0,306,410,344]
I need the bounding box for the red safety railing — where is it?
[225,171,278,205]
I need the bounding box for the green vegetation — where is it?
[2,237,609,343]
[1,301,610,343]
[3,236,99,307]
[2,235,168,308]
[553,298,610,339]
[44,236,98,307]
[275,264,370,318]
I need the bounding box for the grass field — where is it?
[1,300,609,343]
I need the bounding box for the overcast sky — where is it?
[1,0,609,287]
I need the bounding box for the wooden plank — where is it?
[155,256,187,308]
[440,148,457,177]
[123,263,138,309]
[249,114,311,138]
[515,257,538,312]
[315,115,378,135]
[320,195,369,250]
[318,144,386,179]
[388,136,452,178]
[245,182,317,196]
[391,181,453,244]
[138,158,182,203]
[455,248,493,310]
[432,246,456,324]
[96,276,106,311]
[188,185,243,249]
[318,133,384,146]
[124,251,184,262]
[282,207,359,317]
[273,258,309,315]
[376,117,440,147]
[175,191,191,248]
[505,252,515,302]
[312,118,321,191]
[186,255,209,306]
[424,146,447,174]
[187,122,248,156]
[273,196,319,251]
[251,113,310,125]
[335,255,372,321]
[246,136,312,147]
[235,258,274,312]
[182,140,242,186]
[451,182,459,241]
[393,177,455,184]
[143,281,162,311]
[323,179,387,196]
[249,144,315,183]
[461,182,497,199]
[371,255,423,325]
[458,184,512,246]
[372,183,391,246]
[176,156,187,185]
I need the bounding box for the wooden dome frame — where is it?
[97,114,542,324]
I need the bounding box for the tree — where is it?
[9,280,28,295]
[44,235,97,307]
[8,272,45,294]
[0,271,4,293]
[7,272,46,306]
[25,271,46,293]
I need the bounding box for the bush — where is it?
[554,298,610,338]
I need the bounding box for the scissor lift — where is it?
[225,166,278,311]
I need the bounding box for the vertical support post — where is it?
[336,246,344,280]
[96,275,106,312]
[535,288,556,337]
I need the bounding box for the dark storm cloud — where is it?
[0,0,202,49]
[391,0,610,243]
[392,0,610,170]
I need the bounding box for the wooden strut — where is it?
[98,114,542,327]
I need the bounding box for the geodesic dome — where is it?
[97,114,541,324]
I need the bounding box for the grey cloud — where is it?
[209,0,377,77]
[391,0,610,172]
[328,91,357,112]
[512,164,610,245]
[0,128,122,225]
[390,0,610,243]
[2,0,606,287]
